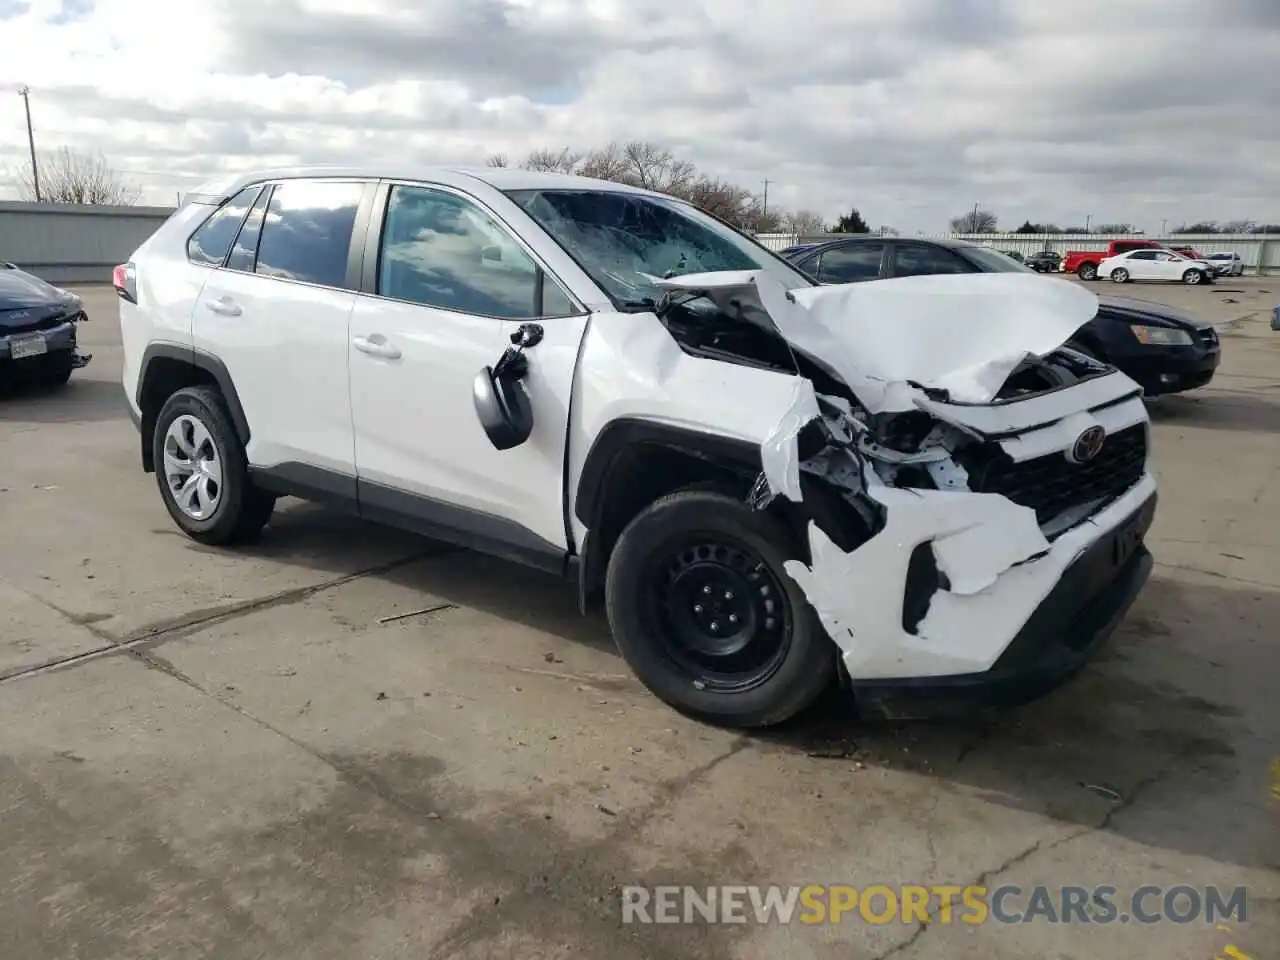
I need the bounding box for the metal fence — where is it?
[755,232,1279,275]
[0,201,176,283]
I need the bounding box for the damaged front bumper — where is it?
[848,487,1156,719]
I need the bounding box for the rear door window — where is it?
[187,185,261,266]
[254,180,364,289]
[816,243,884,283]
[893,244,976,277]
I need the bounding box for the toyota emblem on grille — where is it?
[1068,425,1106,464]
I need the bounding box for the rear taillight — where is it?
[113,262,137,303]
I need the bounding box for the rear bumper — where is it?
[854,492,1157,719]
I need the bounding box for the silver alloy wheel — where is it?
[1184,269,1202,285]
[163,415,223,520]
[1111,268,1129,283]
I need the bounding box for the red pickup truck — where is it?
[1062,240,1166,280]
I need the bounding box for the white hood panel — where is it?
[655,271,1101,413]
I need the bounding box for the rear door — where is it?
[812,242,886,283]
[191,178,374,481]
[1149,251,1184,281]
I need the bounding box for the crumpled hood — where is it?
[655,271,1099,412]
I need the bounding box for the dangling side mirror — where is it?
[472,323,543,451]
[473,365,533,451]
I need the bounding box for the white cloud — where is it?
[0,0,1277,231]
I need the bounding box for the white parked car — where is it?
[1205,252,1245,277]
[1098,249,1217,285]
[116,166,1157,727]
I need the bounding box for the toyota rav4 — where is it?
[118,167,1157,727]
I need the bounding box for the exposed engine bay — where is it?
[647,271,1156,681]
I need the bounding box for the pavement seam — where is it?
[0,546,456,684]
[873,750,1187,959]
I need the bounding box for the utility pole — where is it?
[972,201,979,232]
[761,178,770,231]
[1160,218,1168,236]
[1085,213,1093,233]
[18,85,40,202]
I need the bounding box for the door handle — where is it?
[352,335,402,360]
[205,297,241,317]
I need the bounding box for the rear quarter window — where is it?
[186,186,262,266]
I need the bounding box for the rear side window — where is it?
[893,244,975,277]
[225,187,272,273]
[817,243,884,283]
[254,181,363,289]
[187,186,261,266]
[1128,250,1158,260]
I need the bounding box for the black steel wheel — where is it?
[605,488,835,728]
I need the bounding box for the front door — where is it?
[348,182,590,569]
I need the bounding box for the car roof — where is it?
[187,164,664,203]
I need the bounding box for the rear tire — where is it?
[153,386,276,546]
[1110,268,1130,283]
[605,489,835,728]
[1182,269,1204,285]
[1077,262,1098,281]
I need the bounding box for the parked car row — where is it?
[779,236,1220,397]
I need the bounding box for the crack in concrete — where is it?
[0,547,453,684]
[873,743,1186,958]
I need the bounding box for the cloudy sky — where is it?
[0,0,1277,233]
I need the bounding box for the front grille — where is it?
[964,423,1147,525]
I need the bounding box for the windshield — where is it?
[961,246,1037,274]
[506,189,815,310]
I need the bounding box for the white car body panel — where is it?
[193,270,358,476]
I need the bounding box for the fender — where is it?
[572,417,765,612]
[137,343,251,445]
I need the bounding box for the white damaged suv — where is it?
[117,167,1157,727]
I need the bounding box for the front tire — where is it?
[153,386,276,545]
[1110,268,1130,283]
[41,361,73,387]
[1182,269,1204,285]
[605,489,835,728]
[1077,262,1098,281]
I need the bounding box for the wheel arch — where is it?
[571,417,880,614]
[136,344,248,473]
[573,419,766,613]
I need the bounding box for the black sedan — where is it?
[780,237,1219,397]
[0,262,91,388]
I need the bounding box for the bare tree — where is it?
[577,142,631,182]
[876,225,900,237]
[783,210,827,236]
[503,139,824,233]
[485,153,509,168]
[1172,221,1219,234]
[1220,219,1255,234]
[1092,222,1133,234]
[15,147,140,205]
[524,147,582,174]
[949,208,998,233]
